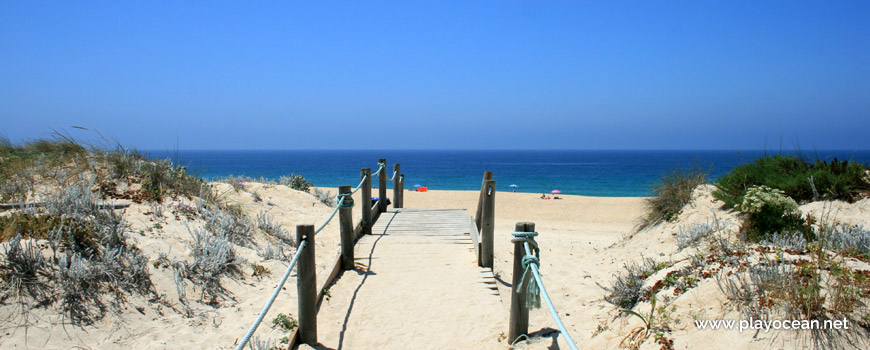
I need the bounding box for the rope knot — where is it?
[521,254,539,269]
[511,231,542,309]
[336,192,354,208]
[511,231,540,256]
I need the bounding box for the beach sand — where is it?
[311,188,646,350]
[3,183,869,349]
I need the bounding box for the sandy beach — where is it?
[5,1,869,348]
[3,181,869,349]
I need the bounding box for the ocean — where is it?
[143,150,870,197]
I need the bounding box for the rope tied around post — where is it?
[336,192,354,209]
[372,161,386,176]
[509,225,579,350]
[511,231,541,309]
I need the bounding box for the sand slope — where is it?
[3,183,869,349]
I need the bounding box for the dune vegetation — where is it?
[618,154,870,349]
[0,135,319,332]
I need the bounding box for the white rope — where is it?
[236,240,307,350]
[312,175,367,236]
[371,163,385,176]
[352,174,366,195]
[314,197,344,236]
[387,169,398,182]
[523,242,579,350]
[236,161,382,349]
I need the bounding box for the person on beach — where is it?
[541,193,546,199]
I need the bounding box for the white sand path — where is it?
[315,208,506,350]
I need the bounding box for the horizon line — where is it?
[139,148,870,152]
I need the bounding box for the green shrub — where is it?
[0,213,98,251]
[271,313,297,332]
[714,155,869,208]
[735,185,813,241]
[639,164,708,230]
[138,159,204,202]
[279,174,312,192]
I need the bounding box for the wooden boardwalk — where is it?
[316,208,506,349]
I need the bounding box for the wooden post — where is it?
[509,222,534,343]
[474,171,493,231]
[361,168,372,235]
[338,185,354,270]
[480,179,496,268]
[296,224,317,345]
[378,158,387,212]
[396,174,404,209]
[392,163,402,209]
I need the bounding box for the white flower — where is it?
[737,185,799,215]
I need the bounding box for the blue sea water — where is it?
[143,150,870,197]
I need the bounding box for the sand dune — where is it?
[3,183,869,349]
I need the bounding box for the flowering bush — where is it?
[735,185,810,242]
[736,185,799,214]
[172,202,198,220]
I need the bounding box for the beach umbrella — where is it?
[413,184,422,188]
[551,190,562,194]
[509,184,518,188]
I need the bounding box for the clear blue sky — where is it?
[1,1,868,150]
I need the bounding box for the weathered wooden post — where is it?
[396,174,405,209]
[296,224,317,345]
[474,171,494,230]
[480,179,496,268]
[338,185,354,270]
[509,222,534,343]
[392,163,402,209]
[378,158,387,212]
[360,168,372,235]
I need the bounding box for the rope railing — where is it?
[351,174,367,195]
[511,230,579,350]
[236,240,307,350]
[372,162,386,176]
[235,161,387,349]
[311,173,369,236]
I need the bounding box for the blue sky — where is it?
[1,1,868,150]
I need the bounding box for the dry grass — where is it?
[638,164,708,230]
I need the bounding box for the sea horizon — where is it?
[142,149,870,198]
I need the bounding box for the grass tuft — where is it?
[676,219,728,249]
[202,206,255,247]
[602,257,663,309]
[312,188,335,207]
[174,228,245,305]
[1,235,51,302]
[638,164,708,230]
